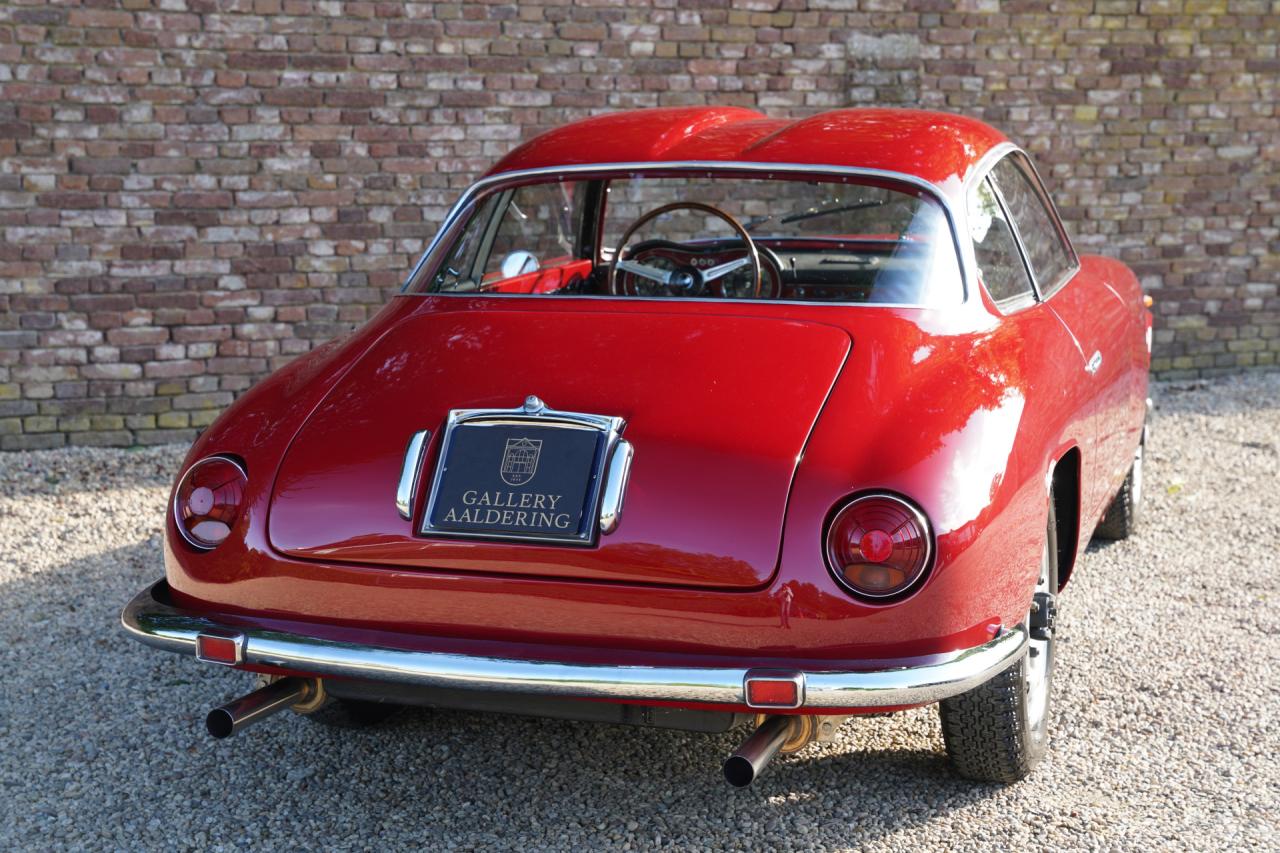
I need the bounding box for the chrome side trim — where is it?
[597,438,633,535]
[395,429,431,520]
[122,581,1028,709]
[398,159,971,305]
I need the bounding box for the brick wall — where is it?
[1,1,1277,450]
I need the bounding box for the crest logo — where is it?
[500,437,542,486]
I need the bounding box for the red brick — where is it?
[106,327,170,346]
[0,2,1272,448]
[35,192,103,209]
[142,359,203,379]
[67,9,135,28]
[0,121,35,139]
[227,52,288,71]
[171,191,234,208]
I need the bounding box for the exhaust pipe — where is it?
[723,715,792,787]
[206,677,314,739]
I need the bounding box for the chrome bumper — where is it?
[122,580,1027,710]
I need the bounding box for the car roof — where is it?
[486,107,1010,201]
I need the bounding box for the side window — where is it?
[433,193,502,291]
[432,183,587,292]
[968,177,1033,304]
[481,182,585,282]
[989,156,1075,290]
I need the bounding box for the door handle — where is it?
[1085,351,1103,375]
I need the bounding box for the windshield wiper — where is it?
[778,199,886,226]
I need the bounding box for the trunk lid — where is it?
[268,306,850,589]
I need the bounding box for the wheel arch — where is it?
[1049,447,1082,590]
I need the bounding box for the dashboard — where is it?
[616,238,935,304]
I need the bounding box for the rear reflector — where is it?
[744,671,805,709]
[196,633,244,666]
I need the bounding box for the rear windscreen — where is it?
[425,173,964,306]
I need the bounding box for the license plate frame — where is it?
[419,397,625,547]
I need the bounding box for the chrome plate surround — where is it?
[419,396,627,546]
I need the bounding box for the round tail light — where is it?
[174,455,247,550]
[825,493,932,599]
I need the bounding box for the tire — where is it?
[302,698,404,729]
[940,502,1058,783]
[1094,429,1144,541]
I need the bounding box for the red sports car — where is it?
[123,107,1152,785]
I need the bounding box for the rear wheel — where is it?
[939,503,1058,782]
[1094,428,1145,541]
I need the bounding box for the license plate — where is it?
[422,418,607,545]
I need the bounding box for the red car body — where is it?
[124,107,1151,783]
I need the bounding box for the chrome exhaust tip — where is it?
[723,715,792,787]
[206,677,314,739]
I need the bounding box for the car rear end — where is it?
[123,157,1044,784]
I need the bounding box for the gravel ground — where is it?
[1,373,1278,851]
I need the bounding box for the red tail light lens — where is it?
[825,493,932,599]
[195,633,244,665]
[744,673,804,709]
[174,455,247,550]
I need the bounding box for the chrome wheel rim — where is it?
[1025,543,1054,738]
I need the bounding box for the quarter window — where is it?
[482,182,585,280]
[433,183,587,291]
[989,157,1074,290]
[968,177,1033,304]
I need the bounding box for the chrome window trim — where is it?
[970,149,1081,308]
[958,141,1019,306]
[960,141,1019,200]
[984,173,1042,309]
[418,395,626,547]
[399,160,971,308]
[962,143,1040,312]
[1009,150,1080,300]
[992,287,1039,315]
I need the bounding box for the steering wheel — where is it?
[608,201,763,298]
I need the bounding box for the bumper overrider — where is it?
[123,579,1027,711]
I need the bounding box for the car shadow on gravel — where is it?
[303,706,1000,834]
[4,537,1004,847]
